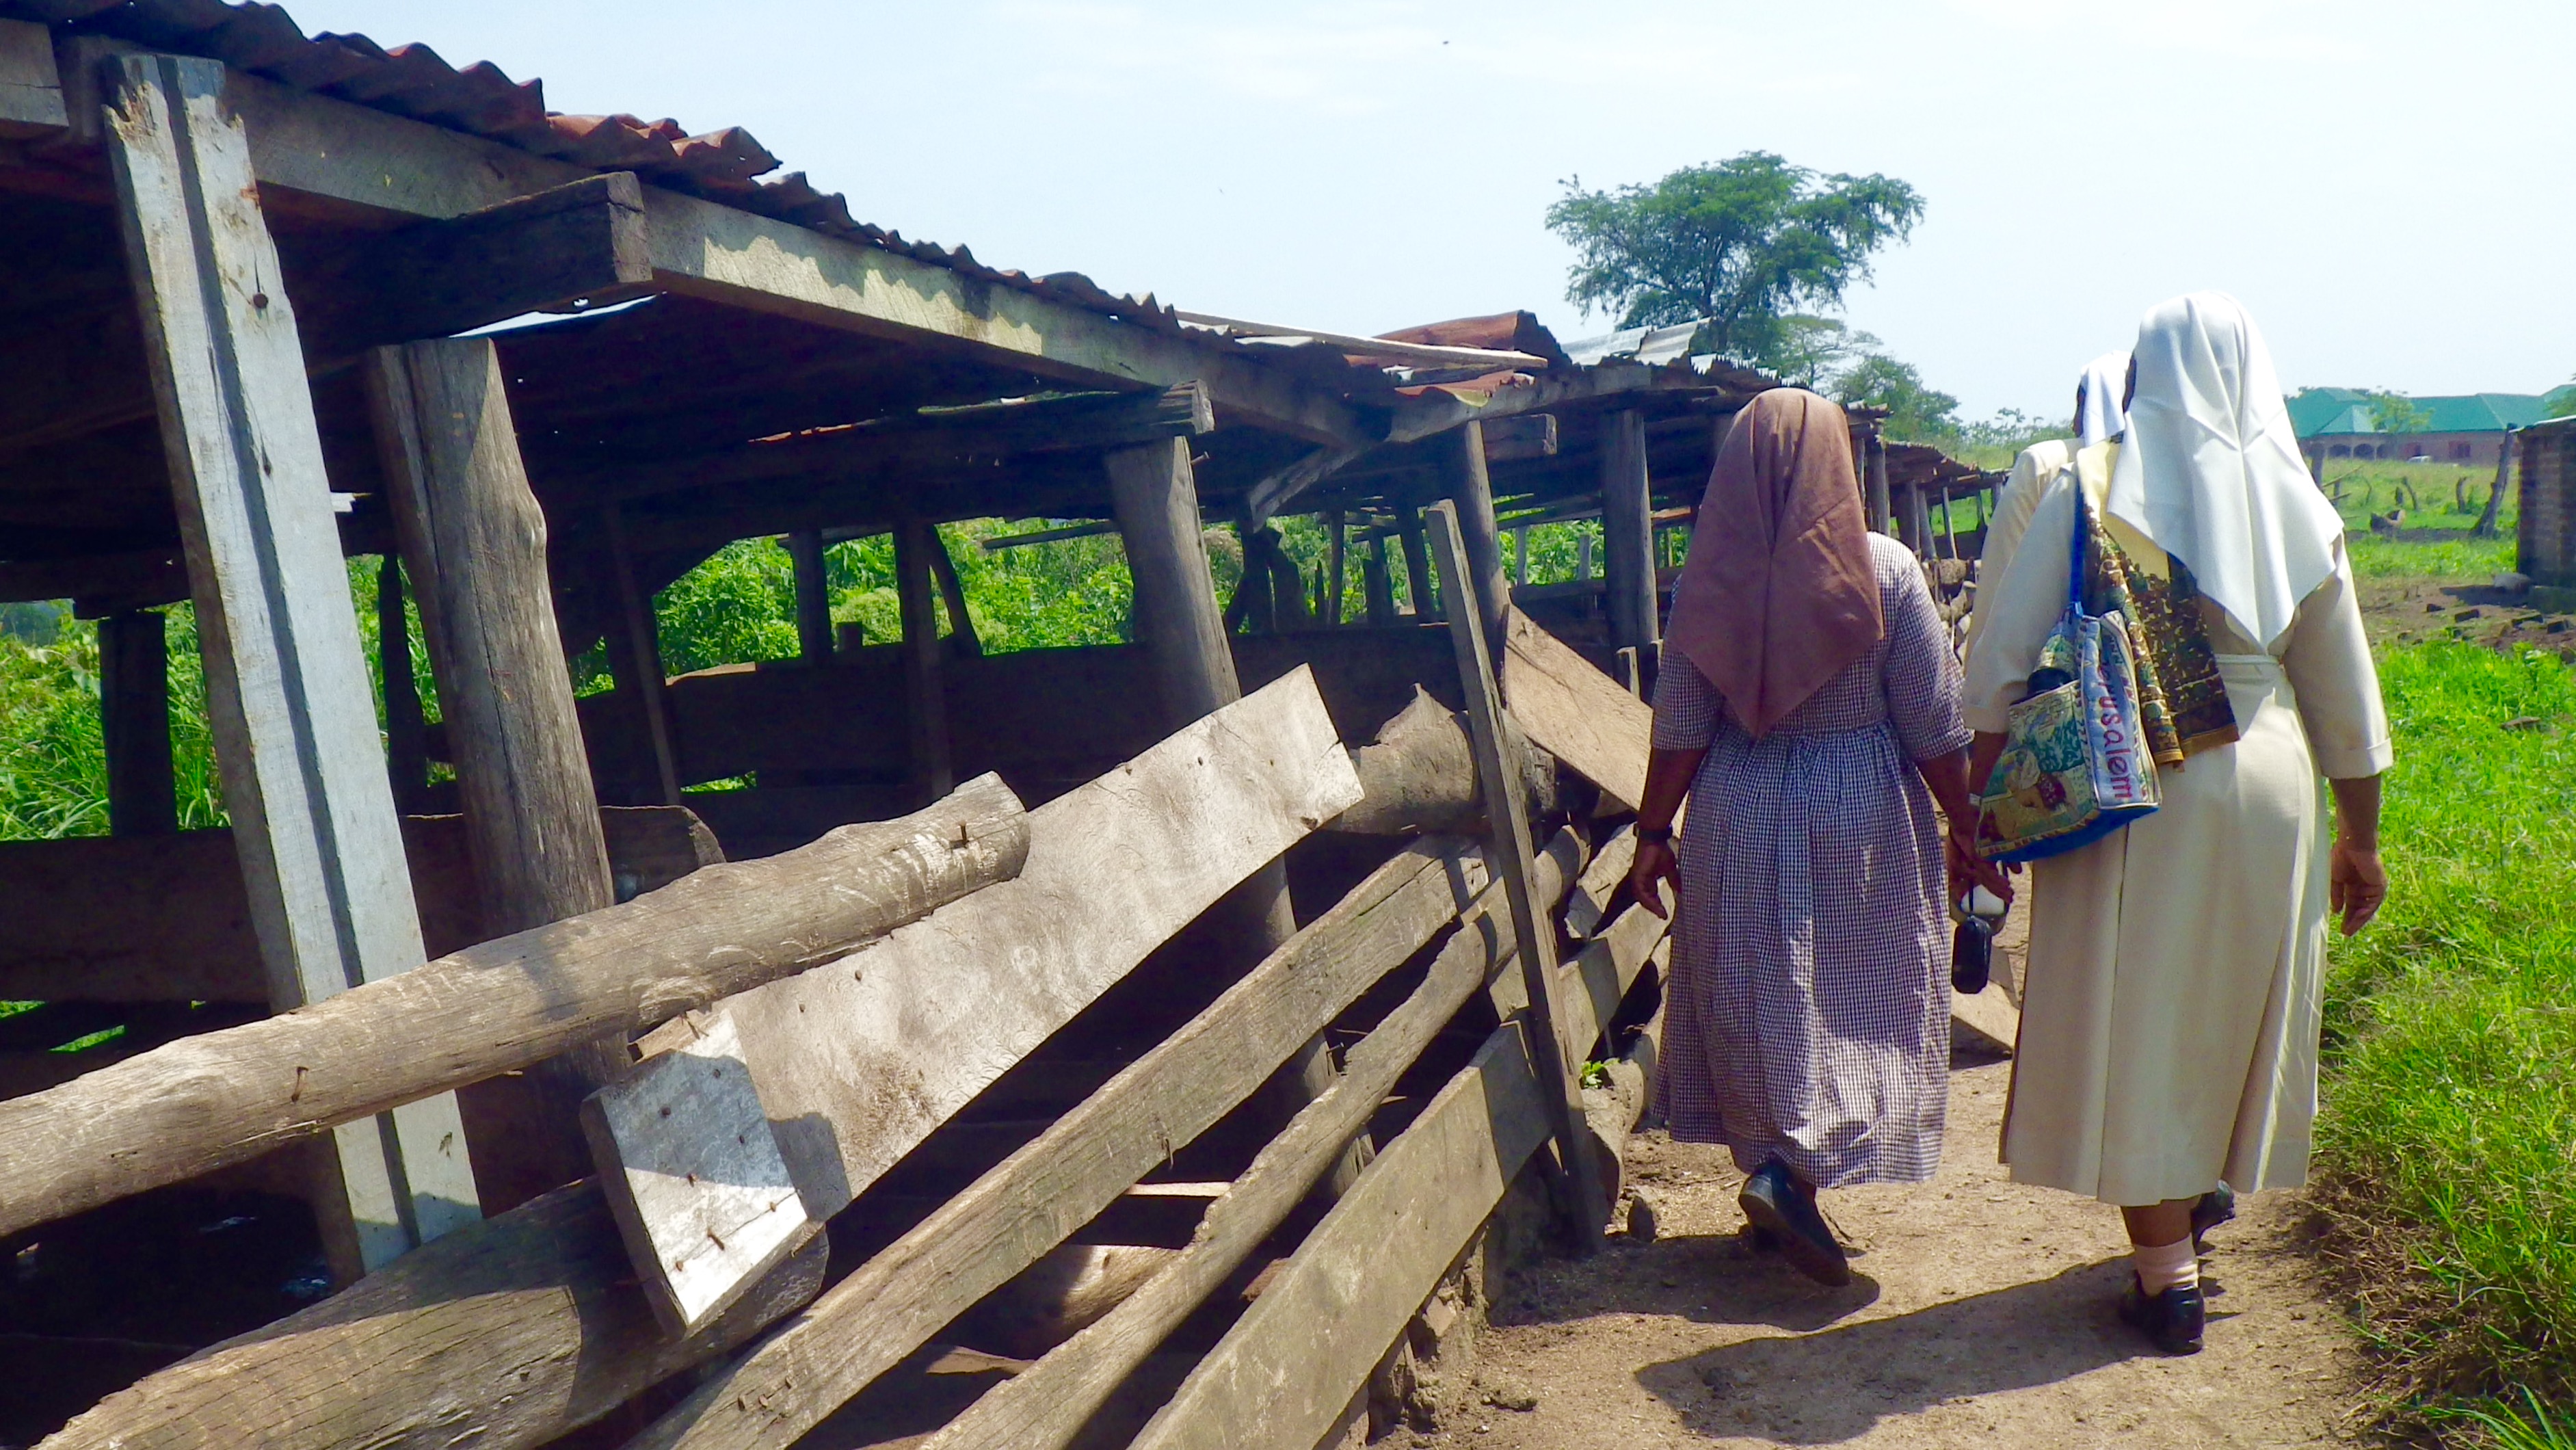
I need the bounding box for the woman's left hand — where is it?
[1946,823,2013,905]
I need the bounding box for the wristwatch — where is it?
[1636,825,1674,845]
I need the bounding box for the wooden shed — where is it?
[0,5,1768,1447]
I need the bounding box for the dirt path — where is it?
[1418,1055,2368,1447]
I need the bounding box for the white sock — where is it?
[2133,1235,2201,1296]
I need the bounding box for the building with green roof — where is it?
[2289,386,2549,471]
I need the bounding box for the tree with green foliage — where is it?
[1544,151,1924,371]
[1831,351,1961,443]
[2545,379,2576,420]
[2367,390,2431,438]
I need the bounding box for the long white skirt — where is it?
[2001,655,2331,1207]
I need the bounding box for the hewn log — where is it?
[917,833,1586,1450]
[39,1179,832,1450]
[1127,899,1669,1450]
[0,777,1026,1241]
[1429,501,1606,1250]
[106,49,474,1268]
[625,828,1586,1450]
[1331,685,1554,837]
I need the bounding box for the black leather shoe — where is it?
[2191,1183,2237,1255]
[1739,1159,1850,1287]
[2118,1274,2205,1354]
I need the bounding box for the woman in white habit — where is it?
[1963,293,2391,1354]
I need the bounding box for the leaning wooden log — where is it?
[916,824,1590,1450]
[0,776,1027,1242]
[587,670,1359,1332]
[1126,897,1670,1450]
[622,828,1588,1450]
[1502,606,1653,811]
[39,1179,832,1450]
[1329,685,1556,836]
[42,678,1355,1450]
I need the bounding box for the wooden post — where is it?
[1104,438,1356,1187]
[1439,420,1511,643]
[1362,537,1396,627]
[1426,501,1608,1252]
[375,562,429,816]
[1599,408,1660,687]
[105,50,478,1273]
[894,517,955,802]
[1513,523,1530,587]
[1324,508,1346,627]
[787,529,832,663]
[1866,427,1894,536]
[1395,504,1438,619]
[366,336,626,1209]
[97,609,176,836]
[603,503,682,806]
[923,531,983,657]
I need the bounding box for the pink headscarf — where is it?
[1662,388,1883,738]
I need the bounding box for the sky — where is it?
[282,1,2576,419]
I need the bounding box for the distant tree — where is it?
[2546,378,2576,420]
[1832,352,1960,443]
[1545,153,1924,370]
[2367,391,2431,436]
[1764,315,1872,391]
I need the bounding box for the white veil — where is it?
[2105,292,2343,648]
[2075,351,2129,447]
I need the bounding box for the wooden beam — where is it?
[1105,438,1238,726]
[0,18,66,138]
[1395,505,1438,619]
[1598,408,1660,679]
[622,830,1588,1450]
[105,49,477,1271]
[924,525,983,657]
[1361,536,1396,625]
[1500,607,1652,813]
[1426,502,1608,1251]
[368,334,631,1208]
[377,559,430,815]
[894,516,955,800]
[0,546,185,608]
[0,778,1026,1243]
[96,609,175,836]
[296,172,653,358]
[0,806,721,1004]
[914,832,1588,1450]
[1126,897,1668,1450]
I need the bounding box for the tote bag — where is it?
[1974,485,2160,864]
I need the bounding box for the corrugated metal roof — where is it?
[1562,320,1706,369]
[4,0,1210,338]
[2290,386,2551,437]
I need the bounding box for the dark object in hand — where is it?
[1952,914,1994,994]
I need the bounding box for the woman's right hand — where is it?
[2328,836,2388,936]
[1630,836,1682,920]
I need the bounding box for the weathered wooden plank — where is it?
[0,778,1025,1241]
[916,832,1587,1450]
[582,1012,818,1338]
[38,1178,833,1450]
[1502,606,1653,812]
[1429,501,1606,1250]
[672,670,1357,1228]
[624,828,1586,1450]
[1128,899,1668,1450]
[105,49,474,1268]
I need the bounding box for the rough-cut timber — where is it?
[38,1179,833,1450]
[1502,606,1654,811]
[105,49,475,1267]
[1429,503,1607,1251]
[1598,408,1661,674]
[1128,899,1669,1450]
[916,833,1587,1450]
[626,830,1588,1450]
[1331,685,1555,837]
[583,1012,818,1337]
[0,778,1026,1241]
[645,669,1359,1230]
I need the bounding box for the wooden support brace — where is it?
[603,503,683,806]
[1599,408,1660,687]
[105,49,477,1272]
[786,528,832,663]
[894,517,955,801]
[1439,422,1511,644]
[1425,501,1608,1252]
[377,561,431,815]
[96,609,175,836]
[1362,537,1396,626]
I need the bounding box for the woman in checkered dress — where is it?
[1630,388,2002,1284]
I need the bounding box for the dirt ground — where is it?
[1412,904,2369,1450]
[2357,572,2575,653]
